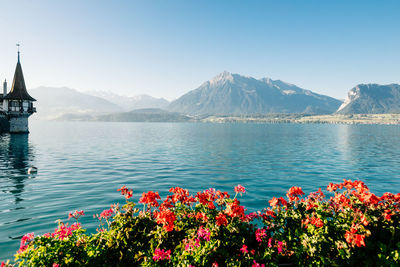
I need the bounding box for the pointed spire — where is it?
[4,46,36,101]
[17,43,20,63]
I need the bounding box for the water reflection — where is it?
[0,133,35,204]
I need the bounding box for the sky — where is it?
[0,0,399,100]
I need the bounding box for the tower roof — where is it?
[5,53,36,101]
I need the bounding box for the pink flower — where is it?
[153,248,171,261]
[234,185,246,193]
[255,228,267,243]
[99,208,114,220]
[252,260,265,267]
[240,244,248,254]
[184,238,200,252]
[43,233,51,238]
[53,264,60,267]
[267,238,273,248]
[197,226,211,241]
[277,241,283,253]
[68,210,84,220]
[52,223,81,240]
[18,232,34,253]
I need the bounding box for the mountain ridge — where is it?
[167,71,342,115]
[336,83,400,114]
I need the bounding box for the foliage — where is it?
[2,180,400,266]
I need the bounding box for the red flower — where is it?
[240,244,248,254]
[354,234,366,247]
[310,217,324,228]
[169,187,194,205]
[99,208,114,220]
[234,185,246,193]
[225,199,245,219]
[68,210,84,220]
[18,232,34,253]
[154,209,176,232]
[269,197,287,208]
[269,197,279,208]
[195,212,208,223]
[117,186,128,195]
[384,209,393,221]
[140,191,161,207]
[118,186,133,199]
[255,228,267,243]
[53,264,60,267]
[153,248,171,261]
[215,213,228,226]
[196,189,217,209]
[286,186,305,202]
[327,183,337,192]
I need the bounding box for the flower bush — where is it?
[2,180,400,266]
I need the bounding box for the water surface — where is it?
[1,121,400,259]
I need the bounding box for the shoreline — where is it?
[200,114,400,125]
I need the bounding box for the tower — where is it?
[3,46,36,133]
[3,79,6,96]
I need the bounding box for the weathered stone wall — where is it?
[9,116,29,133]
[0,115,10,133]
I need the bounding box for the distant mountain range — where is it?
[30,87,170,120]
[336,84,400,114]
[30,87,123,120]
[85,91,169,111]
[29,74,400,121]
[167,71,342,115]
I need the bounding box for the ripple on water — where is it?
[1,122,400,260]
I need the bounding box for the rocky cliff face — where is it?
[167,71,341,115]
[336,84,400,114]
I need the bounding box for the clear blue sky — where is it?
[0,0,399,100]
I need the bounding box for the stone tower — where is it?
[3,49,36,133]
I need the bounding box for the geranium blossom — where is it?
[197,226,211,241]
[255,228,267,243]
[234,185,246,193]
[153,248,171,261]
[215,213,228,226]
[240,244,248,254]
[286,186,305,202]
[140,191,161,207]
[68,210,84,220]
[99,208,114,220]
[18,232,34,253]
[154,209,176,232]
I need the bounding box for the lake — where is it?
[1,121,400,260]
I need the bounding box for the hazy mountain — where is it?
[86,91,169,111]
[168,71,342,115]
[336,83,400,114]
[94,108,191,122]
[30,86,123,120]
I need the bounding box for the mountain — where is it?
[94,108,191,122]
[167,71,342,115]
[29,86,123,120]
[85,91,169,111]
[336,84,400,114]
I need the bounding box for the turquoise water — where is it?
[1,121,400,260]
